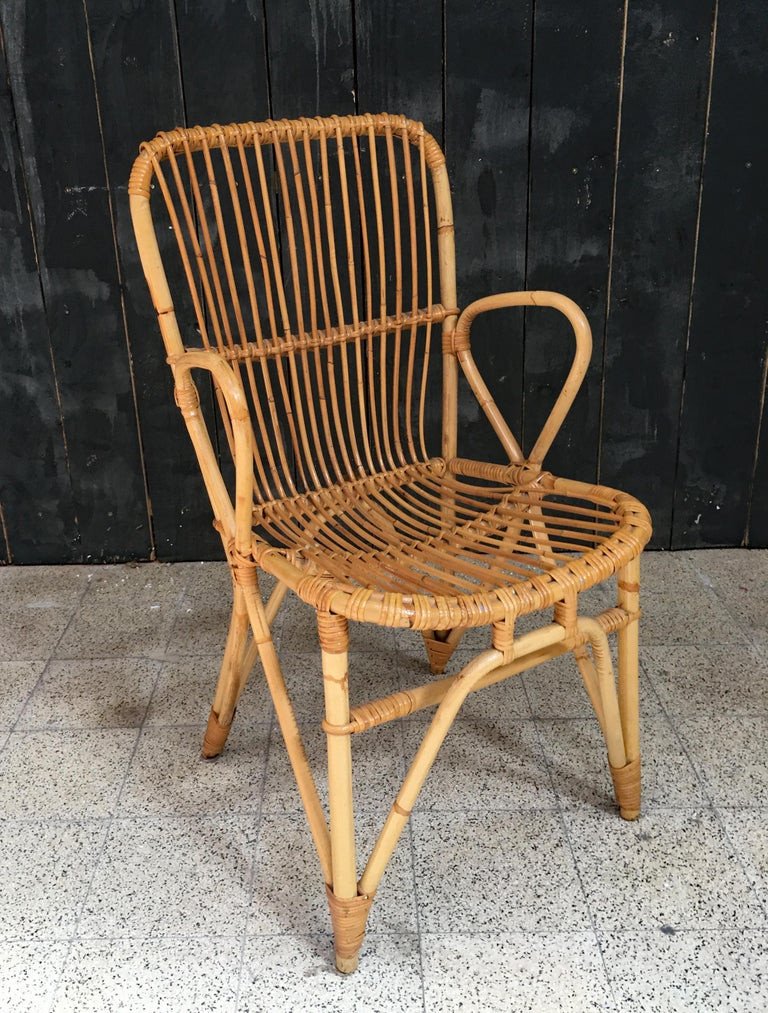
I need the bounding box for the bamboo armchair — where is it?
[129,113,651,973]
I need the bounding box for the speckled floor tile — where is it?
[719,809,768,911]
[676,715,768,805]
[600,929,768,1012]
[538,711,705,812]
[237,934,423,1013]
[262,721,404,814]
[565,809,766,931]
[0,565,91,604]
[412,811,591,932]
[642,644,768,716]
[53,937,241,1013]
[17,658,161,729]
[1,940,69,1012]
[145,655,272,726]
[0,821,104,940]
[421,932,612,1013]
[248,811,417,936]
[403,717,555,811]
[54,566,187,659]
[118,724,270,816]
[635,551,696,595]
[421,651,531,724]
[0,661,45,728]
[0,729,139,819]
[686,549,768,635]
[525,649,660,719]
[639,585,750,647]
[77,816,257,938]
[0,607,77,661]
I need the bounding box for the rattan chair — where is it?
[129,113,651,973]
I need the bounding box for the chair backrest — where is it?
[129,114,458,506]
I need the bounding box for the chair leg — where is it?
[202,582,251,758]
[575,616,639,821]
[318,611,372,974]
[422,628,465,674]
[615,557,641,820]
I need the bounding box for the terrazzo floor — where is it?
[1,549,767,1011]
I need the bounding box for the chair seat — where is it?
[252,458,650,628]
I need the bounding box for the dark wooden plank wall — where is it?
[1,0,766,562]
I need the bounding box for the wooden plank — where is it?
[355,1,441,128]
[176,1,270,125]
[672,3,768,548]
[1,1,150,561]
[444,0,532,463]
[751,380,768,548]
[599,1,715,548]
[266,0,355,117]
[0,25,78,563]
[523,2,624,480]
[84,0,220,560]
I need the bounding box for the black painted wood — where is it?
[266,0,356,118]
[0,26,78,563]
[84,0,220,560]
[752,388,768,548]
[599,1,715,548]
[444,0,532,463]
[672,2,768,549]
[2,1,767,561]
[523,2,624,480]
[1,0,149,561]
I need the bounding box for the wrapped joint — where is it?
[491,618,515,661]
[325,885,374,973]
[201,707,233,758]
[317,611,349,653]
[174,382,200,416]
[442,328,470,355]
[554,594,578,636]
[610,756,641,820]
[422,632,457,674]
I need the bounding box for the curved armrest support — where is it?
[169,349,254,556]
[451,290,592,466]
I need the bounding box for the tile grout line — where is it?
[641,622,768,928]
[233,619,282,1010]
[46,591,172,1012]
[3,576,95,755]
[521,672,621,1010]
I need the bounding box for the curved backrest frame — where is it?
[129,114,460,535]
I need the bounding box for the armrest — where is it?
[451,290,592,466]
[169,348,254,556]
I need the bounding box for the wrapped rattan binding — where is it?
[610,756,641,821]
[201,707,232,759]
[325,885,374,973]
[422,632,457,674]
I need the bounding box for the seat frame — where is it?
[129,113,652,973]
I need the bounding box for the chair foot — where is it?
[326,884,373,974]
[422,631,458,674]
[201,707,234,759]
[610,755,641,821]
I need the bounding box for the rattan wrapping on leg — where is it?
[610,756,641,821]
[422,632,457,674]
[325,885,374,973]
[201,707,233,759]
